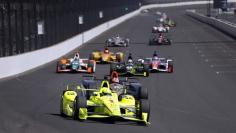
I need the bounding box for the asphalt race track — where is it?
[1,5,236,133]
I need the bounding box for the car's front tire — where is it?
[139,87,148,99]
[60,96,65,117]
[73,95,87,120]
[138,99,150,123]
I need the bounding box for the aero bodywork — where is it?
[149,34,171,45]
[106,36,130,47]
[57,58,96,73]
[60,80,150,125]
[152,25,169,33]
[90,51,124,64]
[164,19,176,27]
[144,57,173,73]
[110,62,150,77]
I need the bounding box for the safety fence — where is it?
[0,0,141,57]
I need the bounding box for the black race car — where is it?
[149,33,171,45]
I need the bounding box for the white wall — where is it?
[186,10,236,38]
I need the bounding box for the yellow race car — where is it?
[60,77,150,125]
[89,47,124,63]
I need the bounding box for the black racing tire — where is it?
[168,65,173,73]
[60,96,65,117]
[76,96,87,108]
[125,40,129,47]
[167,39,171,45]
[139,87,148,99]
[168,61,174,73]
[139,99,150,122]
[73,96,87,120]
[168,61,173,67]
[118,94,124,101]
[143,64,150,77]
[56,62,61,73]
[149,40,153,45]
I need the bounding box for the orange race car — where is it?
[89,47,124,64]
[57,54,96,73]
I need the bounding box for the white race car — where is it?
[152,24,169,33]
[106,35,130,47]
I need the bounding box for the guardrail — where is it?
[186,9,236,39]
[1,0,236,79]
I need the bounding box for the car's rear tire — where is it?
[56,62,61,73]
[167,39,171,45]
[125,39,129,47]
[168,65,173,73]
[149,40,153,45]
[168,62,173,73]
[143,64,150,77]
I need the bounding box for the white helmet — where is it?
[74,53,80,59]
[138,59,144,64]
[153,56,158,60]
[160,18,164,22]
[128,59,133,64]
[116,34,120,38]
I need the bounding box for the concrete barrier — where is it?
[186,10,236,39]
[1,0,236,79]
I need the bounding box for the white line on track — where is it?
[210,64,236,68]
[216,71,236,75]
[200,54,235,58]
[197,50,236,54]
[205,58,236,62]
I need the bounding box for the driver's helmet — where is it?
[111,71,119,83]
[74,53,80,60]
[153,56,159,60]
[100,87,112,96]
[138,59,144,64]
[128,59,133,64]
[160,18,164,22]
[116,34,120,39]
[104,47,109,54]
[112,77,119,83]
